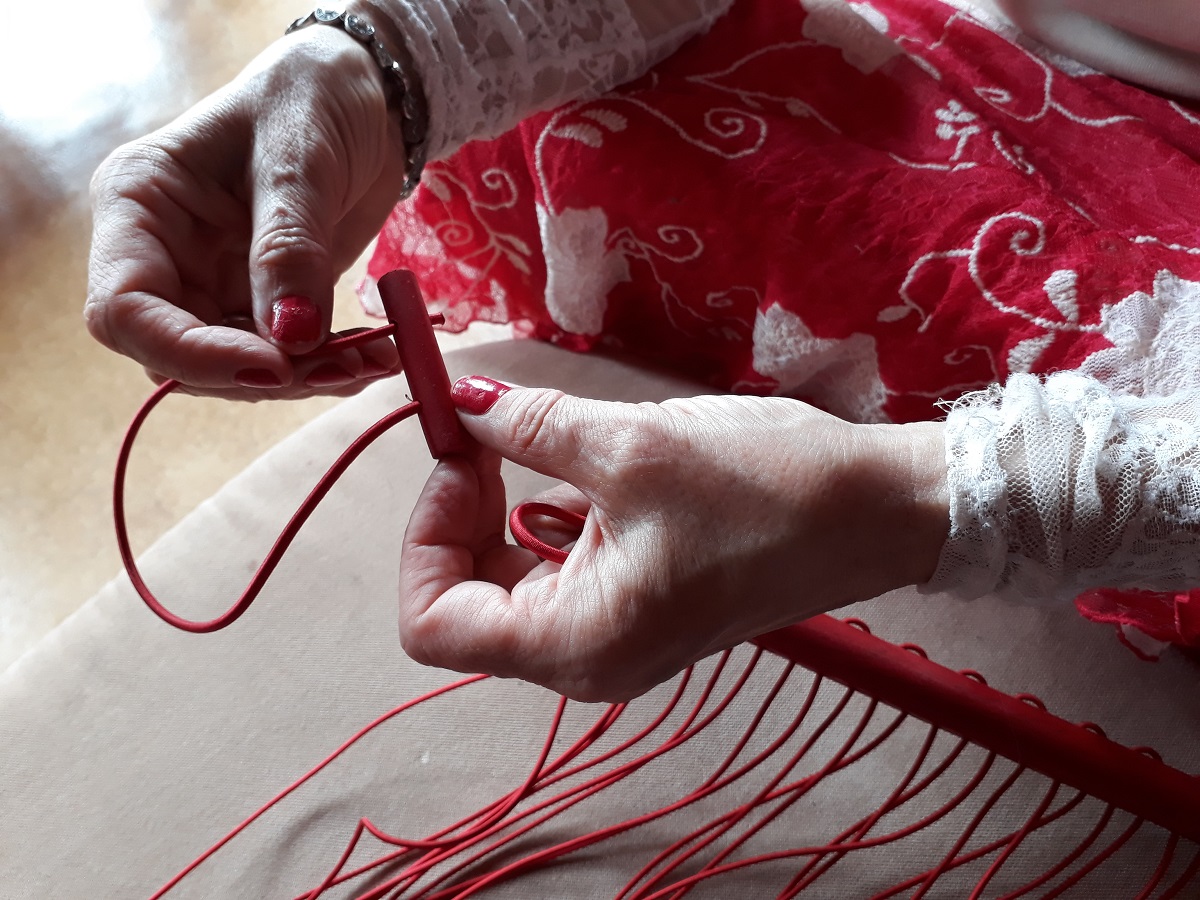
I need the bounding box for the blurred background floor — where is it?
[0,0,496,670]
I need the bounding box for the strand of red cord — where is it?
[114,378,422,632]
[146,673,489,900]
[140,627,1179,898]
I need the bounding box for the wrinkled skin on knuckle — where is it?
[92,139,186,207]
[82,291,117,350]
[508,388,570,456]
[398,613,440,668]
[87,292,166,358]
[252,219,330,272]
[90,142,149,199]
[86,142,173,352]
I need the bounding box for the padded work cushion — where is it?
[2,340,1197,897]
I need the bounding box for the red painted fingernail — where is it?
[304,362,354,388]
[451,375,511,414]
[271,295,321,344]
[233,368,282,388]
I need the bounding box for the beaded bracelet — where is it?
[287,7,429,197]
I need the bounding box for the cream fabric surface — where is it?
[2,340,1198,897]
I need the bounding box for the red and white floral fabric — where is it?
[366,0,1200,653]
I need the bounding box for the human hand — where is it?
[86,24,408,399]
[399,377,949,702]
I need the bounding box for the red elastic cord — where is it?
[114,379,421,633]
[508,502,587,565]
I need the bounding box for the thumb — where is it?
[248,126,337,354]
[450,375,621,487]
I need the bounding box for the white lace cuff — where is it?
[926,371,1200,603]
[390,0,734,161]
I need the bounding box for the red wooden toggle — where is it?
[377,269,470,459]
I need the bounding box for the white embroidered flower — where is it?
[537,205,630,336]
[1083,269,1200,397]
[752,303,889,423]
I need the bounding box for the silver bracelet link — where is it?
[287,6,428,198]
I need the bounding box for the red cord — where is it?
[147,673,489,900]
[508,502,586,564]
[114,380,422,632]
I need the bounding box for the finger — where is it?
[143,322,401,401]
[400,458,488,620]
[523,483,591,515]
[247,112,342,355]
[287,327,400,392]
[317,327,402,376]
[89,292,293,389]
[400,453,537,611]
[88,160,294,388]
[449,375,641,489]
[400,456,546,671]
[156,367,396,402]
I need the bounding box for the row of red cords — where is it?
[150,645,1194,899]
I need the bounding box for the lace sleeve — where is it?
[365,0,734,160]
[926,372,1200,603]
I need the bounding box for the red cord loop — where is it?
[508,502,588,565]
[115,271,470,633]
[114,379,423,633]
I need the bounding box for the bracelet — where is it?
[287,7,429,198]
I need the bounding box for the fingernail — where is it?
[304,362,355,388]
[360,340,399,374]
[360,360,396,378]
[233,368,283,388]
[452,375,511,415]
[271,295,321,344]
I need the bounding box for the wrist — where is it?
[853,421,949,593]
[287,4,428,189]
[342,0,410,56]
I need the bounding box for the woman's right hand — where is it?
[398,378,950,702]
[86,23,409,399]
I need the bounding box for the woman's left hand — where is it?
[398,376,948,702]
